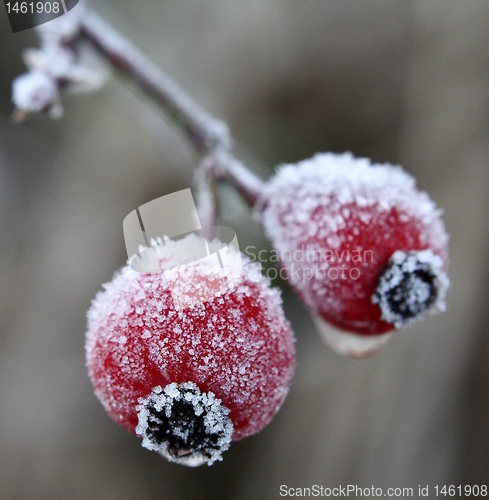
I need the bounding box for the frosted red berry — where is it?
[85,233,295,465]
[257,152,449,338]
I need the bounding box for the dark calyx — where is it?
[136,382,233,466]
[146,396,222,459]
[374,251,441,327]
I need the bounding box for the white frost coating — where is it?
[12,71,60,115]
[86,232,295,442]
[258,152,448,253]
[23,46,75,78]
[135,382,233,466]
[12,1,103,117]
[313,316,392,358]
[36,1,86,45]
[373,250,450,328]
[257,152,449,331]
[131,232,243,310]
[23,46,105,93]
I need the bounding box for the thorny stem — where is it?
[78,9,264,206]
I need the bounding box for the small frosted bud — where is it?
[12,71,60,115]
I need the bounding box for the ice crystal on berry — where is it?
[257,152,449,338]
[373,250,449,328]
[85,233,295,460]
[136,382,233,466]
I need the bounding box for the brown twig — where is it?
[79,9,264,205]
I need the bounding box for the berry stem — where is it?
[194,160,218,236]
[78,9,264,204]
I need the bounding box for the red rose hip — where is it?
[257,152,449,354]
[85,233,295,465]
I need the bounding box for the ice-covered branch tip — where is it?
[11,6,264,204]
[11,4,104,121]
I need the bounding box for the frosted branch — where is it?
[78,10,264,203]
[80,10,231,156]
[11,7,265,206]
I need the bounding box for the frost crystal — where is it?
[136,382,233,466]
[258,152,449,257]
[12,71,60,115]
[36,1,86,45]
[85,232,295,445]
[257,152,449,336]
[11,1,103,118]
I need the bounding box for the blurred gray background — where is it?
[1,1,489,498]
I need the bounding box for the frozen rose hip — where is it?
[257,152,449,342]
[85,233,295,465]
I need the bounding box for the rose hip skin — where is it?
[85,235,295,461]
[258,153,449,335]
